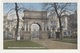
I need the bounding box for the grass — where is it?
[52,38,77,44]
[3,40,45,49]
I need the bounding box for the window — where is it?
[68,31,71,35]
[64,32,66,35]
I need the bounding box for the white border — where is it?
[2,0,78,3]
[0,0,80,53]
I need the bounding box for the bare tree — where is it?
[5,3,27,41]
[5,3,36,41]
[42,3,76,40]
[15,3,19,41]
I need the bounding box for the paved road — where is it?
[31,39,77,49]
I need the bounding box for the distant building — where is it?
[3,16,23,39]
[67,10,77,36]
[3,16,9,39]
[48,10,77,37]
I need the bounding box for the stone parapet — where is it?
[21,31,31,40]
[40,31,48,39]
[21,31,48,40]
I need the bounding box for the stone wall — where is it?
[40,31,48,39]
[21,31,48,40]
[21,31,31,40]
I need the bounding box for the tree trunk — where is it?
[54,3,63,40]
[58,16,63,40]
[15,3,19,41]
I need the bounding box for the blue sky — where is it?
[3,3,43,14]
[3,3,77,15]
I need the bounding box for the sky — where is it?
[3,3,43,20]
[3,3,77,20]
[3,3,77,15]
[3,3,43,15]
[3,3,77,30]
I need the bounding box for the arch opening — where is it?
[31,23,41,38]
[31,24,40,31]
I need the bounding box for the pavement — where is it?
[31,39,77,49]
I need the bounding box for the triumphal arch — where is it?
[22,10,48,40]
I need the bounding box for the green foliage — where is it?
[3,40,44,49]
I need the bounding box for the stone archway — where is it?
[22,10,48,40]
[31,23,40,38]
[31,23,40,31]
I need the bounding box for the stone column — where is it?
[26,21,28,31]
[44,22,47,31]
[65,17,68,30]
[28,24,29,31]
[42,22,44,31]
[45,25,47,31]
[24,23,26,31]
[23,23,25,31]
